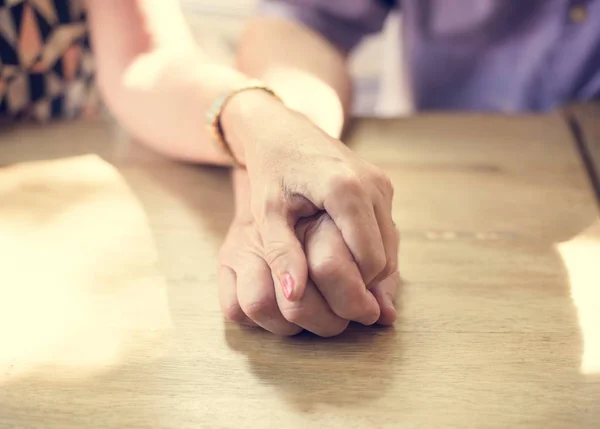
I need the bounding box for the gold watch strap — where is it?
[205,80,282,166]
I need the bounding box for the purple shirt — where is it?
[259,0,600,113]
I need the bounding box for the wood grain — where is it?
[0,114,598,429]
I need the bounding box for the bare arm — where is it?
[86,0,250,164]
[234,17,351,139]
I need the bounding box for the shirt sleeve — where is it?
[257,0,396,54]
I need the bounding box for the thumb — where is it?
[259,214,308,302]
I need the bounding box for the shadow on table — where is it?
[224,324,402,411]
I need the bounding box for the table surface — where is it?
[0,114,599,429]
[566,103,600,200]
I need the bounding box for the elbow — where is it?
[93,51,162,125]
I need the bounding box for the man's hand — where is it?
[221,93,398,306]
[297,214,400,327]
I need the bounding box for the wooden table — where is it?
[0,113,599,429]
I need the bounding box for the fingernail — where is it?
[280,273,295,300]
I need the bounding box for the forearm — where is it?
[236,17,352,139]
[87,0,249,164]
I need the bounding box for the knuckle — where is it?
[310,257,342,281]
[376,171,394,199]
[377,253,399,282]
[371,252,387,277]
[385,257,399,279]
[263,244,290,269]
[379,173,394,199]
[224,303,247,324]
[334,291,371,320]
[327,171,365,196]
[243,296,277,320]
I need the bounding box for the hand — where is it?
[218,211,399,336]
[221,92,398,304]
[297,213,400,326]
[217,170,400,336]
[218,209,349,337]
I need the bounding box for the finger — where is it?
[236,254,302,336]
[322,176,386,285]
[370,272,401,326]
[255,197,308,303]
[275,272,349,338]
[304,215,380,325]
[218,265,257,327]
[369,200,400,286]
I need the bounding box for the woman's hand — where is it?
[221,92,398,304]
[218,211,349,337]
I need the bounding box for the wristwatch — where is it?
[205,80,281,167]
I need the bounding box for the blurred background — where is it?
[180,0,413,117]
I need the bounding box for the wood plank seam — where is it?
[563,110,600,208]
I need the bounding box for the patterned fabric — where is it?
[0,0,98,121]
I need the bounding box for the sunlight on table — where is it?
[558,219,600,375]
[0,155,171,381]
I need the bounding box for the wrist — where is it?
[220,89,287,163]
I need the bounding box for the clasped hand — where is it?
[218,105,400,336]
